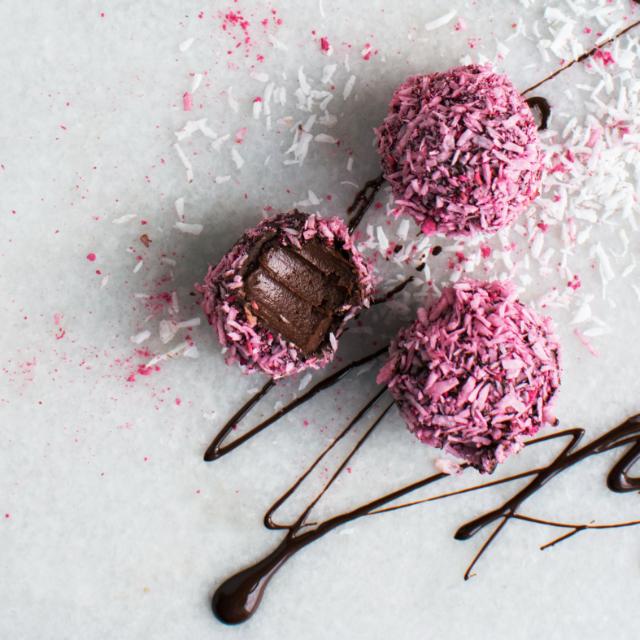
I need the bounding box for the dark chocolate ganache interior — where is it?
[242,237,358,355]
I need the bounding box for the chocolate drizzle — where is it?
[204,17,640,626]
[521,17,640,96]
[525,96,551,131]
[203,346,388,461]
[208,350,640,624]
[347,173,385,233]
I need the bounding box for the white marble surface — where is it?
[2,1,640,638]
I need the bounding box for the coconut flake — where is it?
[130,330,151,345]
[174,222,203,235]
[231,148,245,169]
[179,37,195,52]
[112,213,137,224]
[173,143,194,182]
[424,9,457,31]
[343,75,356,100]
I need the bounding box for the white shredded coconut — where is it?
[130,330,151,345]
[174,197,185,221]
[179,37,195,52]
[231,148,245,169]
[173,143,194,182]
[112,214,137,224]
[174,222,203,235]
[424,10,457,31]
[343,75,356,100]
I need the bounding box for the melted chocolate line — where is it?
[511,513,640,533]
[264,387,388,531]
[371,276,415,305]
[211,416,640,623]
[347,173,385,234]
[206,18,640,620]
[522,18,640,95]
[212,399,395,625]
[203,379,275,461]
[203,346,388,461]
[525,96,551,131]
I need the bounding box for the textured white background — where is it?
[2,1,640,639]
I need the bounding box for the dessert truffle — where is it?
[377,280,560,473]
[198,211,373,379]
[375,64,543,237]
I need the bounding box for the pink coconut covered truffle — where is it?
[197,211,373,379]
[377,279,561,473]
[376,64,543,237]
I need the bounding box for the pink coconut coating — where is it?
[375,64,543,237]
[377,280,561,473]
[197,211,373,379]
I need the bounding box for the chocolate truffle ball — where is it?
[377,280,561,473]
[198,211,373,379]
[375,64,543,237]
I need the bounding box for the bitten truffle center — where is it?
[243,239,357,355]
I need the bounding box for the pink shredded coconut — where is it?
[375,64,543,237]
[197,211,373,379]
[377,279,561,473]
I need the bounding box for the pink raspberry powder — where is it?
[377,279,561,473]
[375,64,543,237]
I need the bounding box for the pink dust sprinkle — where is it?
[253,96,262,103]
[583,26,592,34]
[320,36,331,53]
[183,91,193,111]
[453,18,466,32]
[567,274,581,290]
[537,222,549,232]
[4,514,10,519]
[593,49,615,66]
[175,397,182,406]
[361,43,373,60]
[235,127,248,144]
[574,328,599,357]
[126,363,160,383]
[86,252,96,262]
[480,245,492,258]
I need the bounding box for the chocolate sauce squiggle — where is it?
[525,96,551,131]
[521,18,640,95]
[211,403,640,624]
[203,346,388,460]
[206,18,640,625]
[347,173,385,233]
